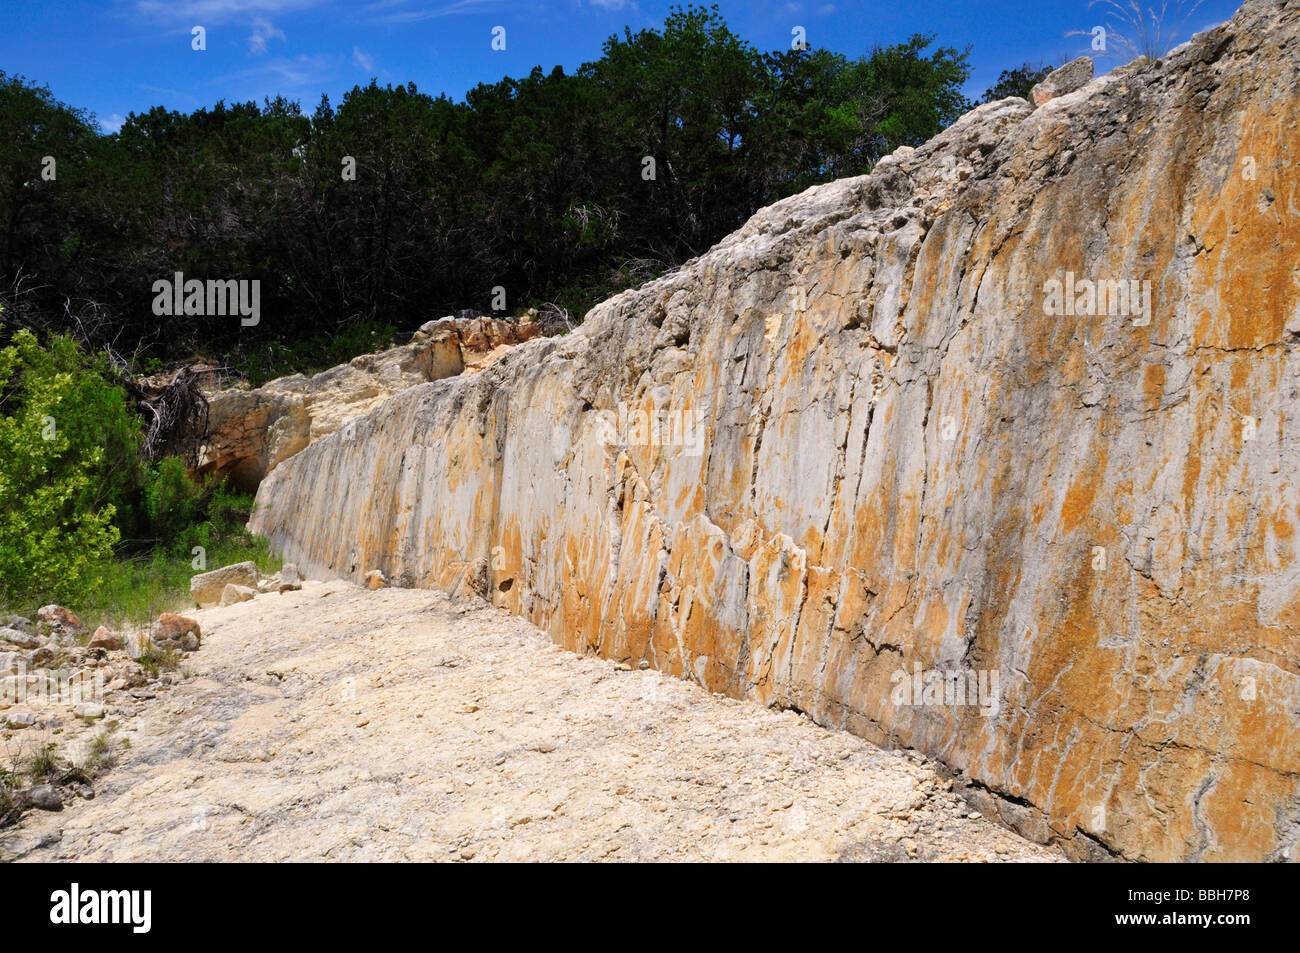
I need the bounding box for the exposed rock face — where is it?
[199,316,543,490]
[1030,56,1094,107]
[252,0,1300,861]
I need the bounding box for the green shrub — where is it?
[143,456,204,545]
[0,324,281,624]
[0,326,142,604]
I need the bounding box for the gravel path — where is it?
[2,582,1060,862]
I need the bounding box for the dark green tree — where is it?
[981,62,1058,103]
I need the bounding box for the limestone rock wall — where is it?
[199,316,541,490]
[251,0,1300,861]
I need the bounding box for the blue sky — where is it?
[1,0,1245,133]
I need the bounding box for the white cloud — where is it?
[99,113,126,134]
[248,17,286,54]
[220,52,332,89]
[367,0,504,24]
[588,0,632,9]
[132,0,327,20]
[352,46,375,71]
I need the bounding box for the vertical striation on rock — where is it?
[251,0,1300,861]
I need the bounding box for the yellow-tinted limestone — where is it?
[252,0,1300,861]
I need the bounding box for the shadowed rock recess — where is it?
[251,0,1300,862]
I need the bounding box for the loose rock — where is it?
[279,563,303,592]
[28,647,57,669]
[0,627,40,650]
[0,615,35,635]
[88,627,123,651]
[148,613,202,651]
[190,562,260,608]
[36,605,86,636]
[23,785,63,812]
[74,703,105,721]
[220,583,258,607]
[1029,56,1094,106]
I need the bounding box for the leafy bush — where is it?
[170,477,266,559]
[0,325,142,604]
[142,441,269,558]
[143,456,204,545]
[0,323,280,623]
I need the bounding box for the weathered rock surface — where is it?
[251,0,1300,861]
[88,627,122,651]
[219,583,257,607]
[198,316,543,490]
[148,614,202,652]
[278,563,303,592]
[36,605,85,636]
[1,584,1057,862]
[0,627,39,650]
[1030,56,1094,106]
[190,562,260,608]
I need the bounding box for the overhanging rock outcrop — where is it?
[199,316,541,490]
[252,0,1300,862]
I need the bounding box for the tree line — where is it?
[0,4,1048,377]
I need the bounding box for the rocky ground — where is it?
[0,580,1059,862]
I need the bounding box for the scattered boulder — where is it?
[3,712,37,729]
[88,627,123,651]
[0,627,39,650]
[74,703,105,721]
[28,646,57,669]
[1029,56,1094,107]
[279,563,303,592]
[148,614,202,652]
[23,784,62,812]
[36,605,86,636]
[0,615,34,635]
[220,583,257,607]
[365,570,388,590]
[0,651,24,675]
[190,561,261,608]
